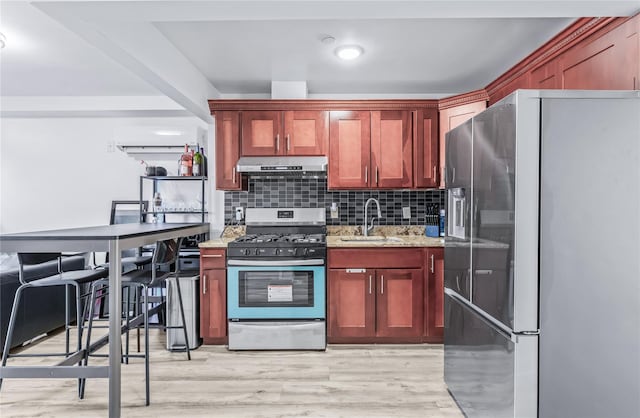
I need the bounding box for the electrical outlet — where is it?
[330,202,339,219]
[235,207,244,221]
[402,207,411,219]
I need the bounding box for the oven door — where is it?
[227,259,325,320]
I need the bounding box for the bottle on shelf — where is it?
[179,144,193,176]
[193,147,203,177]
[199,146,207,177]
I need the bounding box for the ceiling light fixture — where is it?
[0,32,6,49]
[154,130,182,136]
[335,45,364,61]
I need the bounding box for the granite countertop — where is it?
[199,226,245,248]
[327,226,444,248]
[199,225,444,249]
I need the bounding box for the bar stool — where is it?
[83,238,191,406]
[0,253,109,393]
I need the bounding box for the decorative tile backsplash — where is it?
[224,176,444,226]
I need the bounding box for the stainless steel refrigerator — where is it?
[443,90,640,418]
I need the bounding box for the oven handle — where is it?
[227,259,325,267]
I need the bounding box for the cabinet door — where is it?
[371,110,412,188]
[376,268,423,338]
[328,111,371,189]
[241,111,282,156]
[215,111,242,190]
[438,101,486,188]
[328,269,375,338]
[413,109,439,188]
[283,110,328,156]
[426,248,444,342]
[200,268,227,341]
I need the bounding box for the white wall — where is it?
[0,117,221,234]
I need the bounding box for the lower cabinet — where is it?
[199,249,227,344]
[425,248,444,343]
[328,248,425,343]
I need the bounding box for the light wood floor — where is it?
[0,328,462,417]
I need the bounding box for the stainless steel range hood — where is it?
[236,156,327,173]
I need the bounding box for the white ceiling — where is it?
[155,18,572,95]
[1,1,639,119]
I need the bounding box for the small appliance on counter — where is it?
[225,208,327,350]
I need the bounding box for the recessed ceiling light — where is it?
[335,45,364,61]
[154,130,182,136]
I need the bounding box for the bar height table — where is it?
[0,222,209,418]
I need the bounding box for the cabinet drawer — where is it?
[200,249,226,269]
[329,248,423,269]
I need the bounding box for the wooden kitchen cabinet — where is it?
[242,110,328,156]
[329,110,413,189]
[199,249,227,344]
[371,110,413,188]
[328,111,371,189]
[413,108,439,188]
[327,269,375,338]
[328,248,424,343]
[283,110,328,155]
[241,111,282,156]
[375,268,424,338]
[425,248,444,343]
[215,111,243,190]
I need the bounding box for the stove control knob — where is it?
[301,248,308,256]
[243,248,251,256]
[255,248,260,256]
[275,248,281,256]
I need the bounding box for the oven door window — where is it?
[238,270,314,307]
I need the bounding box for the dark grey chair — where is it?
[0,253,109,393]
[84,238,191,406]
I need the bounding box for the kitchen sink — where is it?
[339,236,403,242]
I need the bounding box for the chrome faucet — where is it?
[363,198,382,236]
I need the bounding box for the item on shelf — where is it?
[153,192,164,223]
[439,208,446,237]
[199,146,207,177]
[193,147,203,177]
[179,144,193,176]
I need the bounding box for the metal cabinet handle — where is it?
[380,275,384,294]
[232,167,236,184]
[203,275,207,294]
[276,134,280,152]
[375,167,379,185]
[286,134,291,152]
[456,275,460,292]
[430,254,435,273]
[365,166,368,184]
[433,166,436,181]
[369,275,372,294]
[202,254,223,258]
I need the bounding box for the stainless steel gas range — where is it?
[226,208,326,350]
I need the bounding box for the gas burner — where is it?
[255,234,281,243]
[234,234,258,243]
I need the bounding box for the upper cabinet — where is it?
[328,111,371,189]
[413,109,439,188]
[242,110,328,156]
[215,111,243,190]
[241,111,282,156]
[284,111,329,156]
[371,110,413,189]
[329,109,415,189]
